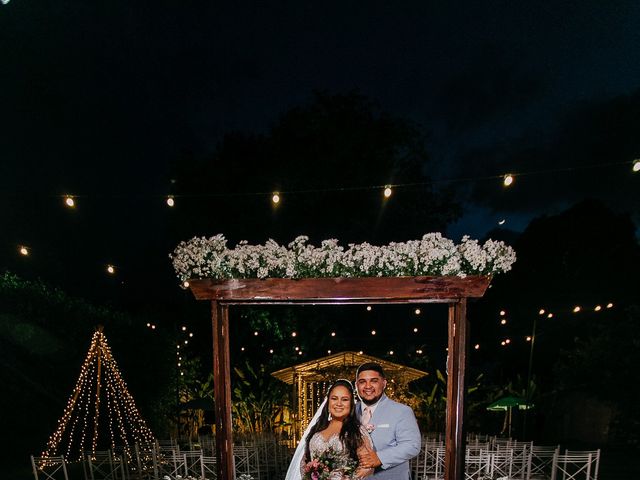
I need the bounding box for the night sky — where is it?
[1,1,639,301]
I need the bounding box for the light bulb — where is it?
[272,193,280,204]
[503,174,514,187]
[64,196,75,207]
[166,196,175,207]
[383,187,392,198]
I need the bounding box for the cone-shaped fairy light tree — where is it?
[42,326,155,461]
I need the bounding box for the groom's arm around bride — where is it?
[355,362,421,480]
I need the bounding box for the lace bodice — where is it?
[309,432,345,457]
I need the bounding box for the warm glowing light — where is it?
[606,302,613,309]
[241,347,245,351]
[500,310,506,316]
[327,350,331,354]
[331,332,336,337]
[383,186,392,198]
[181,326,187,331]
[371,330,376,335]
[294,347,299,351]
[106,265,115,274]
[146,323,150,327]
[189,333,193,338]
[474,344,480,350]
[269,349,274,354]
[573,306,581,313]
[64,196,75,207]
[151,325,156,330]
[416,349,423,354]
[389,350,394,355]
[366,306,372,311]
[358,351,363,354]
[526,336,532,342]
[166,196,175,207]
[183,281,190,288]
[272,193,280,204]
[415,308,421,315]
[183,340,188,345]
[503,174,514,187]
[413,327,418,333]
[298,351,302,355]
[539,309,545,315]
[19,246,29,256]
[633,159,640,172]
[594,305,602,312]
[291,331,297,337]
[501,341,506,346]
[505,338,511,344]
[501,319,507,325]
[254,331,258,336]
[547,313,554,318]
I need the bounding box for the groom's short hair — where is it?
[356,362,385,378]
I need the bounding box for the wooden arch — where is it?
[188,275,491,480]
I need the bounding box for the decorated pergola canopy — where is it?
[272,351,428,438]
[177,234,515,480]
[272,351,427,385]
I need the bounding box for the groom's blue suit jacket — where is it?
[357,394,421,480]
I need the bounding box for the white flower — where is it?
[170,234,516,282]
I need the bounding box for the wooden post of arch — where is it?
[190,275,490,480]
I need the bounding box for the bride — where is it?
[285,379,374,480]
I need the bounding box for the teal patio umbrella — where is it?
[487,396,534,436]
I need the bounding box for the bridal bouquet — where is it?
[302,446,358,480]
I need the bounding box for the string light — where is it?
[503,174,514,187]
[106,265,115,275]
[40,329,155,462]
[526,336,532,342]
[500,310,506,316]
[573,306,581,313]
[330,332,336,337]
[414,308,421,315]
[146,323,150,327]
[327,350,331,354]
[241,347,245,351]
[358,351,363,354]
[416,349,423,354]
[474,344,480,350]
[181,326,187,331]
[498,219,506,225]
[389,350,394,355]
[188,333,193,338]
[366,306,372,311]
[501,341,506,346]
[294,347,299,351]
[298,351,303,355]
[606,302,613,309]
[413,327,418,333]
[254,331,259,336]
[633,159,640,172]
[371,330,376,335]
[272,192,280,204]
[269,349,274,354]
[64,196,76,208]
[505,338,511,344]
[547,313,554,318]
[538,309,545,315]
[594,305,602,312]
[182,281,190,288]
[500,319,507,325]
[291,331,297,337]
[166,196,175,207]
[150,325,156,330]
[383,186,392,198]
[19,245,30,256]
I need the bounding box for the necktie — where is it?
[362,406,372,425]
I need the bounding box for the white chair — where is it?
[464,451,491,480]
[86,450,125,480]
[551,450,600,480]
[31,456,69,480]
[528,445,559,479]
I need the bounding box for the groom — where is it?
[355,362,421,479]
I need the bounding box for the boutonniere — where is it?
[365,423,375,433]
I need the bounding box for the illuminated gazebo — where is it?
[272,351,428,438]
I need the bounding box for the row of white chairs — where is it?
[31,437,291,480]
[410,437,600,480]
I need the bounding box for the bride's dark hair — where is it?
[304,379,364,463]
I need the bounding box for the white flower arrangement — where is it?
[170,233,516,282]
